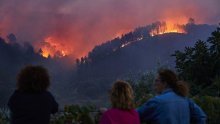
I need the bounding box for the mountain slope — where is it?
[71,23,216,104]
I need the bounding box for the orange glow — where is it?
[150,21,186,36]
[41,49,50,58]
[114,29,130,38]
[40,37,69,58]
[121,42,131,48]
[120,35,143,48]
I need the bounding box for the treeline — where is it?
[0,34,45,106]
[76,25,151,67]
[75,21,216,75]
[173,26,220,96]
[75,19,204,68]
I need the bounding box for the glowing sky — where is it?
[0,0,219,58]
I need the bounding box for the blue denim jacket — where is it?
[136,89,206,124]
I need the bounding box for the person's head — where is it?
[110,80,134,110]
[17,65,50,93]
[154,69,189,97]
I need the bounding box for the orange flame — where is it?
[41,49,50,58]
[150,21,186,36]
[40,37,69,58]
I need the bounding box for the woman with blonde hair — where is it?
[99,80,140,124]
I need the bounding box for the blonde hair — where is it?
[110,80,135,110]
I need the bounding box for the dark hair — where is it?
[110,80,135,110]
[158,69,189,97]
[17,65,50,93]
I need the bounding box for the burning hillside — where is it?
[150,21,187,36]
[0,0,219,60]
[38,37,70,58]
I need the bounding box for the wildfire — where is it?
[150,21,186,36]
[120,35,143,48]
[41,49,50,58]
[121,42,131,48]
[39,37,69,58]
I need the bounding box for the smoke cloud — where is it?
[0,0,219,58]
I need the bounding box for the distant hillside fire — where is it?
[150,21,187,36]
[39,20,188,58]
[39,37,69,58]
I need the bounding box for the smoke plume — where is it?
[0,0,219,58]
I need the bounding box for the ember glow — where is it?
[120,35,143,48]
[150,21,187,36]
[39,37,69,58]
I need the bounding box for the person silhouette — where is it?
[8,65,58,124]
[137,69,206,124]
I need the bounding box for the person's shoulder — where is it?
[148,96,161,104]
[43,91,52,95]
[104,108,116,113]
[103,108,124,115]
[13,89,22,94]
[137,96,161,110]
[130,109,139,115]
[155,90,177,100]
[101,108,113,117]
[9,90,22,97]
[43,91,55,98]
[44,91,58,104]
[8,90,22,106]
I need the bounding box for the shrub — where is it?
[193,96,220,124]
[0,107,10,124]
[50,105,96,124]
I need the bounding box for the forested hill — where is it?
[75,23,215,78]
[0,22,217,106]
[71,23,216,103]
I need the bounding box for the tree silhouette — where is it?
[173,25,220,95]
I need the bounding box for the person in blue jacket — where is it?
[8,65,58,124]
[137,69,206,124]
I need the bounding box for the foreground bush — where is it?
[0,107,9,124]
[193,96,220,124]
[1,95,220,124]
[50,105,98,124]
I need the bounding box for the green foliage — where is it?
[199,76,220,96]
[193,96,220,124]
[0,107,9,124]
[50,105,96,124]
[208,26,220,76]
[173,25,220,95]
[127,72,155,106]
